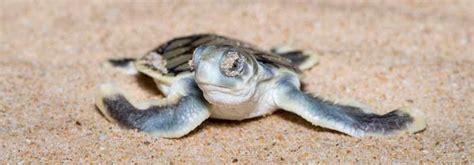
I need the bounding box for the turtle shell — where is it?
[135,34,299,84]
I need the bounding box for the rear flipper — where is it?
[271,45,319,71]
[107,58,139,75]
[273,78,426,137]
[95,84,210,138]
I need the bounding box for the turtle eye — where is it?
[220,50,245,77]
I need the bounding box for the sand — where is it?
[1,0,473,163]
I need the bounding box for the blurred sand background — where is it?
[1,0,473,163]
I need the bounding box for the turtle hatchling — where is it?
[96,34,426,138]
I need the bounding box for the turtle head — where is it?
[192,45,271,105]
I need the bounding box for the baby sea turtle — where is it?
[96,34,426,138]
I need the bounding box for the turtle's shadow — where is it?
[133,73,163,96]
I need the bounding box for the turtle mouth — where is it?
[196,80,255,98]
[197,82,240,93]
[200,84,256,105]
[198,82,227,90]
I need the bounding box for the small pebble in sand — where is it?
[99,133,107,141]
[75,121,82,126]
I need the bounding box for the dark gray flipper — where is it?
[96,84,210,138]
[273,75,426,137]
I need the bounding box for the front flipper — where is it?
[273,79,426,137]
[96,84,210,138]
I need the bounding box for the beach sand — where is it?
[1,0,473,163]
